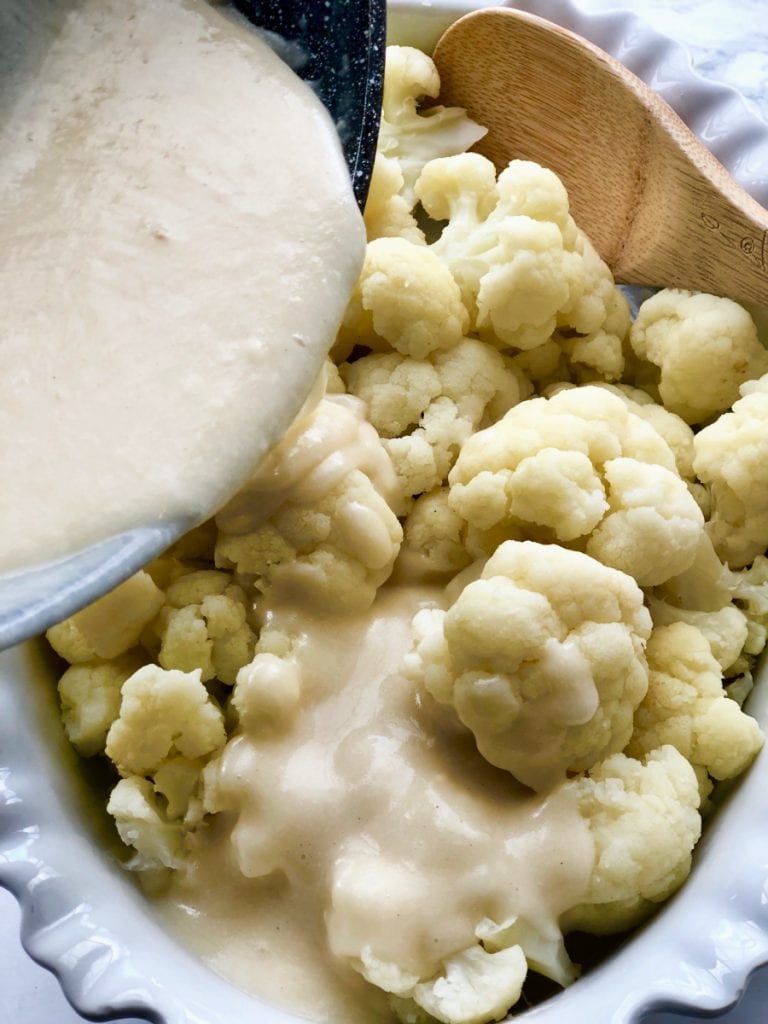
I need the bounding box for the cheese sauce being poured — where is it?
[0,0,364,574]
[156,587,595,1022]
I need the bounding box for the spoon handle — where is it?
[433,8,768,305]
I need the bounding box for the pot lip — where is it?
[3,3,768,1024]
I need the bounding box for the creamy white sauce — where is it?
[156,587,594,1022]
[0,0,364,574]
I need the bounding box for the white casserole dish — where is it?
[2,2,768,1022]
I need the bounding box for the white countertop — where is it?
[2,1,767,1022]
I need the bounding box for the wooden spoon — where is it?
[432,7,768,305]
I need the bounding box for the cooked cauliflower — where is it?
[47,570,164,664]
[215,396,402,612]
[377,46,487,207]
[151,570,256,685]
[416,156,622,352]
[105,665,225,777]
[364,154,426,245]
[338,237,468,360]
[629,289,768,424]
[648,596,748,675]
[729,537,768,663]
[563,746,701,934]
[390,945,527,1024]
[556,286,631,383]
[404,540,651,791]
[344,338,527,508]
[107,776,186,870]
[626,623,763,779]
[448,385,704,586]
[232,651,302,733]
[57,651,145,757]
[398,489,473,581]
[589,383,697,483]
[693,373,768,568]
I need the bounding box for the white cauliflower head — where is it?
[378,46,487,208]
[390,945,527,1024]
[105,664,226,777]
[416,156,622,352]
[344,338,527,509]
[339,237,469,360]
[629,289,768,424]
[232,651,302,734]
[364,154,426,245]
[398,489,473,581]
[563,746,701,935]
[404,540,652,791]
[57,651,145,757]
[107,776,186,870]
[648,596,748,675]
[152,570,256,685]
[693,373,768,568]
[215,396,403,612]
[626,623,763,780]
[448,386,704,586]
[46,570,164,664]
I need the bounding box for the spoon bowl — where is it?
[432,6,768,305]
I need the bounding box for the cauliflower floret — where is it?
[217,469,402,613]
[733,557,768,651]
[364,154,426,245]
[47,570,164,664]
[328,846,529,1024]
[693,373,768,568]
[592,383,696,482]
[648,535,753,676]
[339,237,468,360]
[57,651,145,757]
[476,915,577,990]
[398,489,473,581]
[648,596,748,675]
[215,397,402,612]
[153,755,207,823]
[404,540,651,791]
[630,289,768,424]
[557,288,631,383]
[449,386,704,586]
[586,457,706,587]
[232,652,302,733]
[152,571,256,685]
[416,156,622,352]
[563,746,701,935]
[107,776,185,870]
[342,353,442,437]
[626,623,763,779]
[344,339,527,508]
[105,665,225,777]
[393,945,527,1024]
[378,46,487,208]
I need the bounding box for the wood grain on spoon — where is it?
[432,7,768,305]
